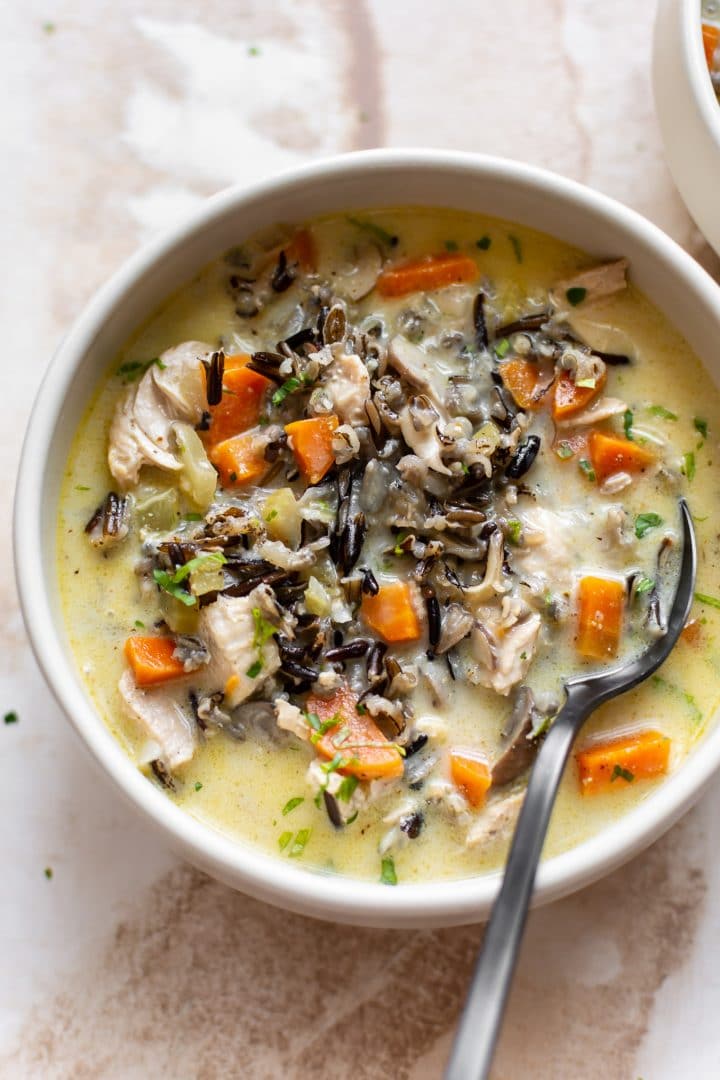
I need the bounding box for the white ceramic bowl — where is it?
[14,150,720,928]
[654,0,720,255]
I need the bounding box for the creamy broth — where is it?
[57,208,720,884]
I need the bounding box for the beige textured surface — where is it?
[2,1,720,1077]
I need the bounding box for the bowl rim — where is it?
[14,147,720,927]
[685,0,720,149]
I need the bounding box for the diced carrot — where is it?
[450,749,492,808]
[306,685,404,781]
[552,369,606,420]
[376,252,478,298]
[124,635,187,687]
[499,359,550,410]
[285,228,317,272]
[209,433,269,487]
[284,415,339,485]
[703,24,720,69]
[588,431,654,484]
[576,575,625,659]
[202,354,271,449]
[576,730,670,795]
[361,581,422,644]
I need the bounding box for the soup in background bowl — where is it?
[15,152,720,926]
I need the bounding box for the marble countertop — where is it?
[3,1,720,1076]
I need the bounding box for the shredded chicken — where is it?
[200,586,282,708]
[119,670,196,771]
[108,341,212,488]
[556,395,627,427]
[466,791,525,848]
[551,258,628,311]
[470,601,541,696]
[275,699,309,740]
[322,351,371,423]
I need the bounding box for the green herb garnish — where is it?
[4,711,18,724]
[555,442,574,460]
[635,576,655,595]
[506,519,523,545]
[246,660,262,679]
[194,781,203,791]
[566,287,587,307]
[380,855,398,885]
[74,485,90,491]
[508,234,523,263]
[309,712,342,744]
[476,235,491,250]
[282,796,304,816]
[184,512,203,522]
[635,512,663,539]
[43,22,56,34]
[494,338,511,359]
[347,217,397,246]
[695,592,720,610]
[648,405,678,420]
[116,357,165,382]
[610,765,634,783]
[288,828,311,858]
[153,552,226,606]
[265,509,278,522]
[623,409,634,440]
[694,417,708,441]
[578,458,596,482]
[134,619,145,629]
[247,45,261,56]
[278,831,293,851]
[337,775,359,802]
[271,376,302,406]
[44,867,53,879]
[682,451,696,481]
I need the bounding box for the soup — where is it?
[57,208,720,885]
[703,1,720,102]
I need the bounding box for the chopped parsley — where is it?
[116,357,165,382]
[246,660,262,679]
[282,796,305,816]
[635,512,663,539]
[4,711,18,725]
[184,512,203,522]
[321,752,349,776]
[288,828,311,858]
[610,765,634,783]
[153,552,226,606]
[623,408,634,440]
[647,404,678,420]
[555,441,574,460]
[271,376,302,406]
[506,519,523,545]
[634,576,655,596]
[578,458,596,482]
[194,781,203,792]
[265,509,278,522]
[476,235,492,250]
[380,855,398,885]
[133,619,145,629]
[337,775,359,802]
[347,217,397,247]
[278,831,293,851]
[694,417,708,441]
[74,484,90,492]
[508,234,523,263]
[393,532,409,556]
[44,867,53,879]
[566,286,587,307]
[682,451,696,481]
[247,45,261,56]
[308,712,342,744]
[494,337,511,359]
[695,592,720,610]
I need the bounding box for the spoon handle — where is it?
[444,700,588,1080]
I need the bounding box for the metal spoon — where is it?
[446,499,696,1080]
